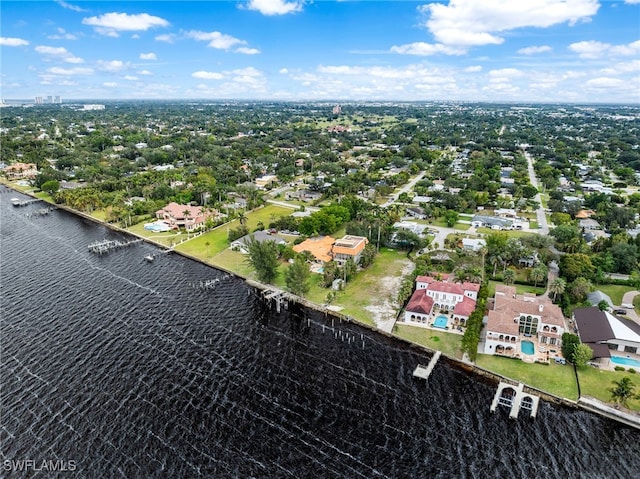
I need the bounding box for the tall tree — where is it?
[503,268,516,285]
[285,255,311,297]
[548,278,566,301]
[608,377,638,409]
[529,264,548,288]
[245,237,280,284]
[572,343,593,368]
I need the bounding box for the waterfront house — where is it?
[3,162,38,180]
[230,230,286,254]
[404,275,479,328]
[483,285,565,360]
[156,202,217,232]
[573,307,640,367]
[293,236,335,263]
[332,235,368,265]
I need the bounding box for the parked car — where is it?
[613,309,627,315]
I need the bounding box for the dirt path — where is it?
[365,259,414,333]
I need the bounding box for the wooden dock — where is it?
[413,351,442,381]
[11,197,41,207]
[88,238,142,255]
[490,382,539,419]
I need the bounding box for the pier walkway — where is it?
[413,351,442,381]
[490,382,539,419]
[88,238,143,255]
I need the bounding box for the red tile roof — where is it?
[428,282,464,295]
[453,296,476,318]
[406,290,434,315]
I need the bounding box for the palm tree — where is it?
[608,376,638,409]
[529,264,548,288]
[503,268,516,286]
[453,269,468,284]
[548,277,566,301]
[237,211,247,227]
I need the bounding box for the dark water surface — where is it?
[1,188,639,478]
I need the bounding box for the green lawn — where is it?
[174,205,292,256]
[429,218,471,230]
[529,221,539,229]
[487,280,546,297]
[329,249,411,327]
[475,354,579,400]
[477,228,536,238]
[393,324,463,358]
[595,284,636,306]
[577,366,640,411]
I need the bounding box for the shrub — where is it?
[614,365,626,372]
[629,368,637,374]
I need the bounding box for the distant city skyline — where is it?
[1,0,639,103]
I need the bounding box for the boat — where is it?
[144,255,155,262]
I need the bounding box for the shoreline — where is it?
[4,183,639,430]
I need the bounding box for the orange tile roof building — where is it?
[332,235,368,265]
[293,236,335,263]
[483,285,565,359]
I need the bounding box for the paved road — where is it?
[381,172,425,208]
[524,150,549,235]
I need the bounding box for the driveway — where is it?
[620,291,640,325]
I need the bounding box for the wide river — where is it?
[1,188,639,478]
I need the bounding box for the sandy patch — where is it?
[365,259,414,332]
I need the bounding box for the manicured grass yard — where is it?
[595,284,637,306]
[393,324,463,359]
[174,205,291,256]
[487,280,546,297]
[475,354,579,400]
[577,366,640,411]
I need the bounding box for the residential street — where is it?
[524,149,549,235]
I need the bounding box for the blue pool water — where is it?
[433,315,448,329]
[521,340,535,355]
[611,356,640,368]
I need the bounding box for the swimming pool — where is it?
[521,340,535,355]
[144,222,171,232]
[611,356,640,368]
[433,315,448,329]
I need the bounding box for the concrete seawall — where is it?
[4,183,639,430]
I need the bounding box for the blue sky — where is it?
[1,0,639,102]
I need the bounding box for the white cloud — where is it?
[609,40,640,56]
[55,1,86,12]
[48,28,77,40]
[186,30,246,50]
[35,45,84,63]
[279,68,289,74]
[245,0,303,16]
[586,77,626,88]
[420,0,600,47]
[123,75,139,81]
[47,66,93,75]
[464,65,483,72]
[192,71,224,80]
[569,40,611,58]
[103,82,118,87]
[236,47,261,55]
[624,0,640,4]
[97,60,129,72]
[139,52,157,60]
[518,45,552,55]
[488,68,524,78]
[390,42,465,56]
[155,34,176,43]
[138,70,153,75]
[82,12,169,37]
[0,37,29,46]
[231,67,263,77]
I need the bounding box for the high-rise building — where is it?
[46,96,53,103]
[332,104,342,115]
[54,96,61,104]
[34,96,43,104]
